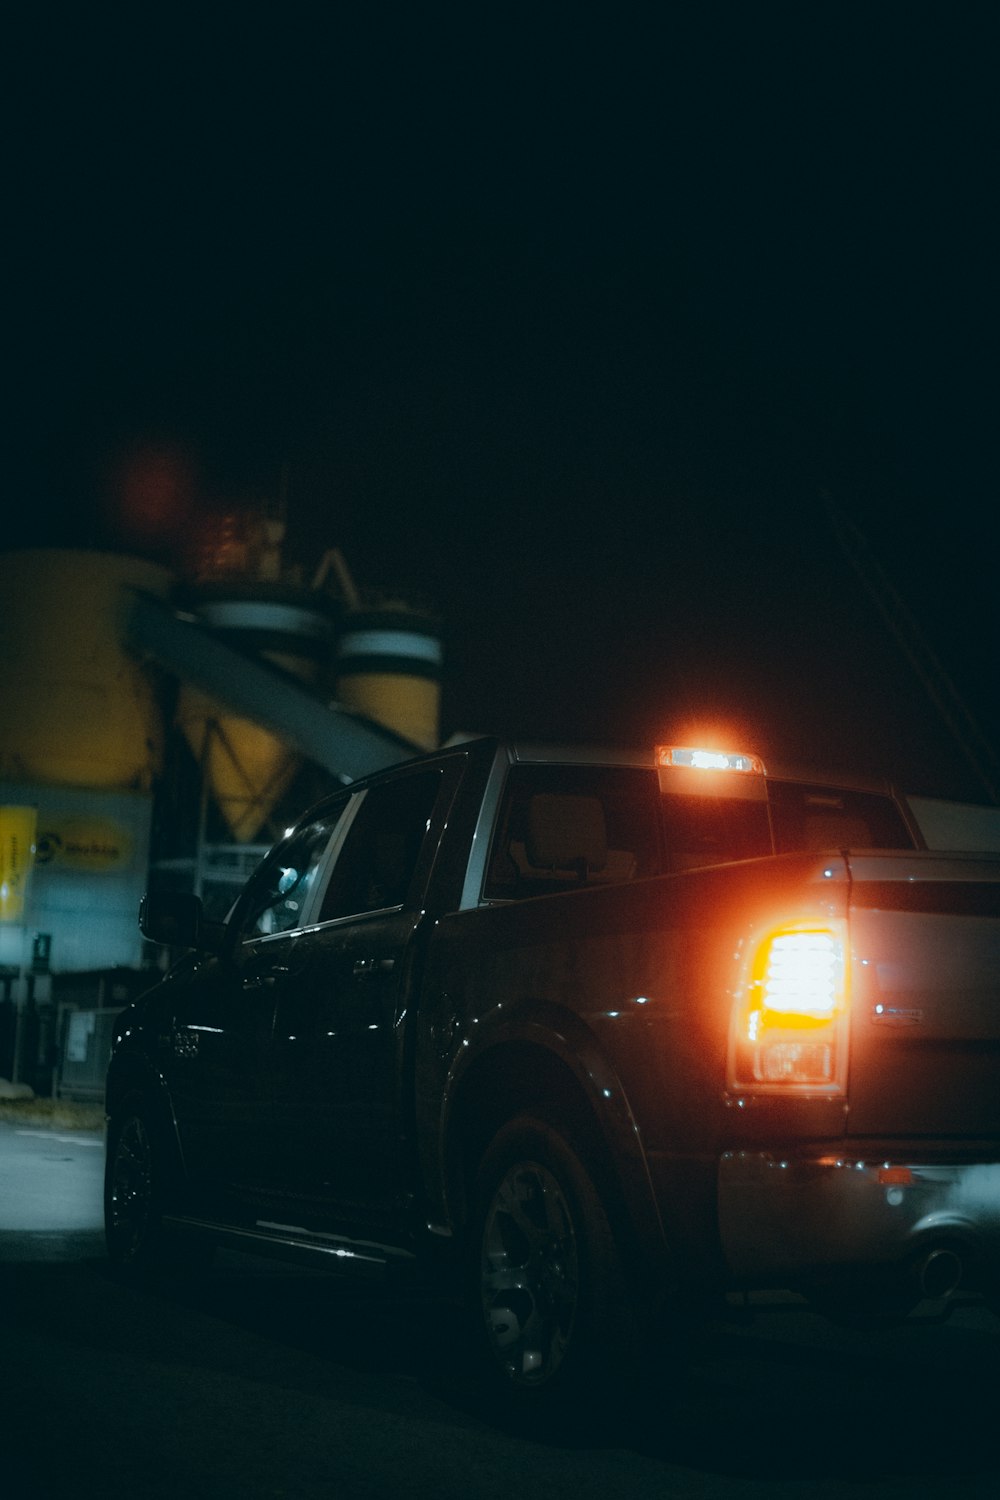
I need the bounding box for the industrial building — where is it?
[0,523,441,1099]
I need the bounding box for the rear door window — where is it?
[484,765,662,899]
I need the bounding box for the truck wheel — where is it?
[105,1095,210,1275]
[105,1099,164,1271]
[468,1114,641,1417]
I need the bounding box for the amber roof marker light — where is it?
[656,745,766,775]
[656,744,768,802]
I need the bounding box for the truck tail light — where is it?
[729,925,849,1094]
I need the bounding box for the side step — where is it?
[163,1215,418,1279]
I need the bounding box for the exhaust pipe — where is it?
[808,1245,967,1326]
[913,1246,963,1300]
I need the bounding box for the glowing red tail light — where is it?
[729,924,849,1094]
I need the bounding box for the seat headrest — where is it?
[525,794,608,872]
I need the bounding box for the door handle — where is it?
[353,957,395,978]
[242,965,289,991]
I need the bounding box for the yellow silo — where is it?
[336,604,442,751]
[0,549,172,791]
[175,582,336,843]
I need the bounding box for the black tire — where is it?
[105,1094,211,1276]
[467,1114,643,1421]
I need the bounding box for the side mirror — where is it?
[139,890,224,953]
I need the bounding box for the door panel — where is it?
[271,909,422,1220]
[165,802,351,1218]
[165,952,280,1216]
[267,765,452,1229]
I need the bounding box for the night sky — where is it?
[8,8,999,803]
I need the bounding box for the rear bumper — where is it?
[718,1149,1000,1292]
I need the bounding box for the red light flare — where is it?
[105,441,198,547]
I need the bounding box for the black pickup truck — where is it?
[106,736,1000,1410]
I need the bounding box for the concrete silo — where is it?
[336,601,443,752]
[0,549,172,1089]
[174,579,337,847]
[0,549,172,972]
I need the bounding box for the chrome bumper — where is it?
[718,1150,1000,1288]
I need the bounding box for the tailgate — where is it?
[846,852,1000,1139]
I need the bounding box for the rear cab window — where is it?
[658,792,770,871]
[767,780,917,853]
[481,758,917,902]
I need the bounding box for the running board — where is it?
[163,1215,417,1278]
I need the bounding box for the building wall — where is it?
[0,781,153,974]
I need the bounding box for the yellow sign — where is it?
[0,805,38,922]
[33,816,134,872]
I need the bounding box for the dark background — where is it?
[8,7,998,801]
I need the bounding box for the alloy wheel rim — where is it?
[480,1159,579,1386]
[110,1116,153,1258]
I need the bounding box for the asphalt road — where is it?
[1,1120,998,1499]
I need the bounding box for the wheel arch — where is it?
[440,1031,668,1283]
[105,1049,186,1194]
